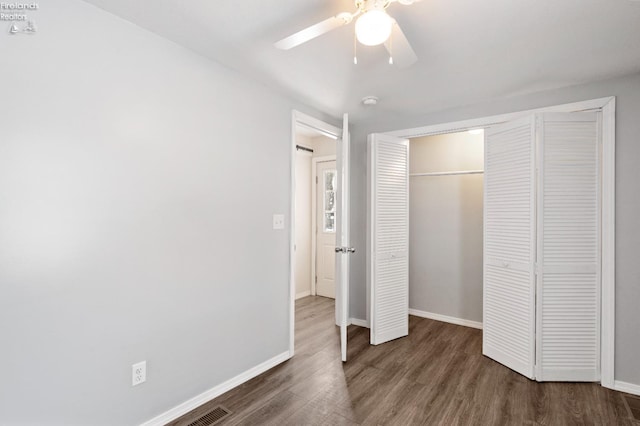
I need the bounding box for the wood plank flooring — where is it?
[168,296,637,425]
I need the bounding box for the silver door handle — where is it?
[335,247,356,254]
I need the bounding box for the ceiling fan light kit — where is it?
[355,9,393,46]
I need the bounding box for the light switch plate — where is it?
[273,214,285,230]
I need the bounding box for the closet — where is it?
[368,111,601,382]
[409,131,484,327]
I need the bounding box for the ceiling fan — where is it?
[275,0,420,68]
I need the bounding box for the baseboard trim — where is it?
[349,318,369,328]
[295,290,311,300]
[614,380,640,396]
[408,309,483,330]
[140,351,291,426]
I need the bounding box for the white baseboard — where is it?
[615,380,640,396]
[349,318,369,328]
[408,308,483,330]
[295,290,311,300]
[140,351,291,426]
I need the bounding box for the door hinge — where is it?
[315,276,317,283]
[316,176,318,184]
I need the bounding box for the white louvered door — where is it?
[536,112,600,382]
[368,133,409,345]
[483,116,537,379]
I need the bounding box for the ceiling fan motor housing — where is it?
[356,0,392,13]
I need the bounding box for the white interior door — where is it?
[536,112,601,382]
[316,160,337,299]
[483,115,537,379]
[368,133,409,346]
[335,114,351,362]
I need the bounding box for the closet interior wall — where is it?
[409,131,484,324]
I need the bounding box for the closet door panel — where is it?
[368,134,409,345]
[536,112,600,381]
[483,116,536,379]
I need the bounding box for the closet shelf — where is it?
[410,170,484,177]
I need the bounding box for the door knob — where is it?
[335,247,356,254]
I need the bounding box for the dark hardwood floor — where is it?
[169,296,637,425]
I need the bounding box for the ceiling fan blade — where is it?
[385,21,418,68]
[393,0,422,5]
[275,15,348,50]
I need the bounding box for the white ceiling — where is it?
[82,0,640,121]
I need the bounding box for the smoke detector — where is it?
[362,96,379,106]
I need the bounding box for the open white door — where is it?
[535,112,601,382]
[368,133,409,346]
[335,113,352,362]
[483,115,537,379]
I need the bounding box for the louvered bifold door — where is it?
[536,112,600,382]
[368,133,409,345]
[483,116,536,379]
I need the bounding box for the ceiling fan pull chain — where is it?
[354,31,358,65]
[389,28,394,65]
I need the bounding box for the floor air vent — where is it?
[623,394,640,421]
[186,406,231,426]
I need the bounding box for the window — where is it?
[323,169,337,233]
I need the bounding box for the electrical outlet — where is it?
[273,214,285,230]
[132,361,146,386]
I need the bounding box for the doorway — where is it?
[294,132,337,300]
[290,111,351,361]
[408,130,484,328]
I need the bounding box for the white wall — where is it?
[295,140,312,299]
[0,1,337,424]
[409,132,484,323]
[349,72,640,388]
[311,135,337,158]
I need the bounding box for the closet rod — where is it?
[296,145,314,153]
[410,170,484,177]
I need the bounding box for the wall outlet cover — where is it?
[132,361,146,386]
